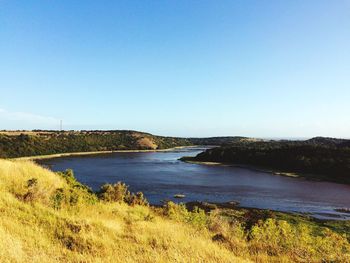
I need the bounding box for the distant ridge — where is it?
[1,130,349,161]
[306,136,350,146]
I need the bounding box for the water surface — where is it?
[39,147,350,220]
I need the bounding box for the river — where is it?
[38,147,350,220]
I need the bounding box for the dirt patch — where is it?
[137,137,157,149]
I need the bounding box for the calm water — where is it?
[39,147,350,220]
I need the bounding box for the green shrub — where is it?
[98,182,130,203]
[248,218,350,262]
[98,182,148,206]
[163,201,208,229]
[52,188,65,210]
[53,170,97,209]
[163,201,188,221]
[126,191,149,206]
[187,206,208,228]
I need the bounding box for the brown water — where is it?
[39,147,350,220]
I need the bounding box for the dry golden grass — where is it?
[0,159,247,263]
[0,160,63,204]
[0,131,44,136]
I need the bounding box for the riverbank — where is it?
[182,157,350,185]
[13,145,198,161]
[184,201,350,235]
[180,157,300,178]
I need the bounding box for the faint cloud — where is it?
[0,108,59,127]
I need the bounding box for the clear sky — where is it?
[0,1,349,138]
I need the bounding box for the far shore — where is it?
[12,145,198,161]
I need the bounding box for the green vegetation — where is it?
[1,159,350,262]
[163,201,209,229]
[0,130,283,159]
[186,201,350,240]
[188,136,250,145]
[0,130,192,158]
[182,137,350,184]
[98,182,149,206]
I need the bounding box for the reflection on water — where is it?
[38,147,350,220]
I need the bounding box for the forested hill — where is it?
[0,130,192,158]
[182,137,350,184]
[0,130,264,158]
[188,136,257,145]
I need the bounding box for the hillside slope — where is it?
[0,159,245,263]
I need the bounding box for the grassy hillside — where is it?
[1,159,349,262]
[0,159,242,263]
[182,137,350,184]
[0,130,192,158]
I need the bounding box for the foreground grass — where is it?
[0,159,244,263]
[0,159,349,262]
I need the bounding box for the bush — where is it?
[163,201,189,221]
[53,170,97,209]
[126,191,149,206]
[52,188,65,210]
[208,211,248,256]
[99,182,129,202]
[248,218,350,262]
[163,201,208,229]
[22,178,40,202]
[98,182,148,206]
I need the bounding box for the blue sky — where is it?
[0,1,349,138]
